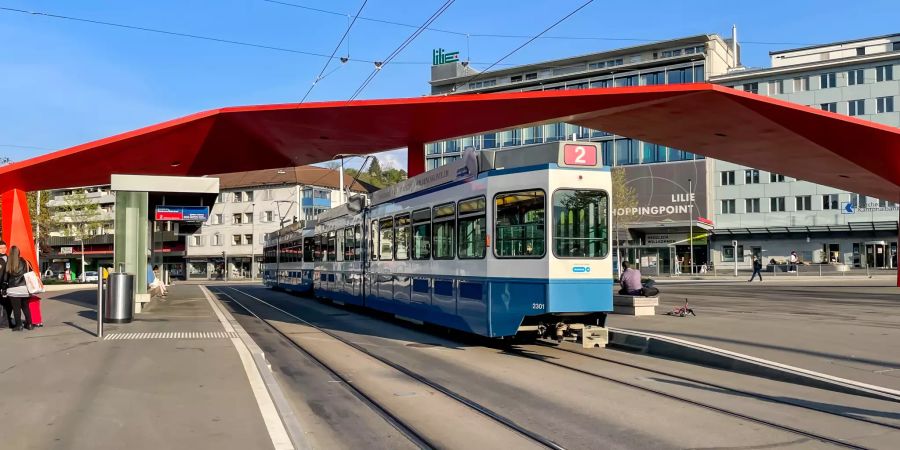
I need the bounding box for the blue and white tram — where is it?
[267,141,613,339]
[262,221,315,293]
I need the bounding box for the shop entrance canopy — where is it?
[0,83,897,202]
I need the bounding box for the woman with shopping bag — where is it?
[5,246,42,331]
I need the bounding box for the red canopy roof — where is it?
[2,83,898,201]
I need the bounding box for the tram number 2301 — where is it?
[531,303,545,310]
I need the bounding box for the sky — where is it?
[1,0,898,171]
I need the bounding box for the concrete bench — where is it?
[612,295,659,316]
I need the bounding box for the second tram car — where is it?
[262,141,612,340]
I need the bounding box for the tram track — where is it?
[211,286,565,450]
[508,342,898,450]
[539,342,900,431]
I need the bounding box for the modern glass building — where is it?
[427,34,740,274]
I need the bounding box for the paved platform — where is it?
[608,278,900,391]
[0,285,281,450]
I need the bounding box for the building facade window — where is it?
[768,80,782,95]
[847,69,864,86]
[191,235,203,246]
[820,102,837,113]
[875,64,893,82]
[212,214,223,225]
[721,199,736,214]
[213,233,222,246]
[264,211,274,222]
[244,212,253,224]
[876,96,895,113]
[245,191,254,202]
[848,99,865,116]
[745,198,760,213]
[793,76,808,92]
[770,197,786,212]
[245,234,253,245]
[721,171,735,186]
[642,143,667,163]
[770,173,786,182]
[819,72,837,89]
[822,194,839,210]
[615,139,639,166]
[722,245,744,262]
[232,235,242,245]
[742,82,759,94]
[796,196,812,211]
[233,192,242,203]
[744,169,760,184]
[232,213,242,224]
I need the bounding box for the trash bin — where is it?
[104,272,134,323]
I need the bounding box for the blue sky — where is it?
[1,0,898,170]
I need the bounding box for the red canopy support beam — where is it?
[2,188,38,270]
[407,142,425,177]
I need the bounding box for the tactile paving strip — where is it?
[104,331,239,340]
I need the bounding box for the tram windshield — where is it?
[552,189,609,258]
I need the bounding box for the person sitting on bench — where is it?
[619,261,659,297]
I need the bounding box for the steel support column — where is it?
[407,142,425,177]
[1,189,38,269]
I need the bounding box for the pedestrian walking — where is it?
[748,256,763,282]
[5,246,34,331]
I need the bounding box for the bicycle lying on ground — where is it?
[665,299,696,317]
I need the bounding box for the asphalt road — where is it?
[210,284,900,449]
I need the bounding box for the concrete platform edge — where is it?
[199,285,311,450]
[607,327,900,403]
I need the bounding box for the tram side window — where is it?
[458,196,486,259]
[379,218,394,260]
[314,235,323,262]
[370,220,379,260]
[343,227,355,261]
[354,225,362,261]
[335,230,344,262]
[395,214,411,260]
[327,231,337,262]
[432,203,455,260]
[553,189,609,258]
[412,208,431,260]
[495,190,545,258]
[303,237,314,262]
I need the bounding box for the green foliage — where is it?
[56,190,103,242]
[346,158,407,189]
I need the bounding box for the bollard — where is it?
[96,267,104,339]
[819,265,822,277]
[866,264,870,277]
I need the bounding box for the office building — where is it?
[427,34,740,273]
[710,33,900,269]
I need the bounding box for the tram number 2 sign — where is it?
[563,144,598,166]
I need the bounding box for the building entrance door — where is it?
[864,242,887,268]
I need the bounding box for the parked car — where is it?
[80,271,99,282]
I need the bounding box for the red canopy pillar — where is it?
[407,142,425,177]
[2,189,38,270]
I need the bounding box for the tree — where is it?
[56,190,103,278]
[27,191,55,256]
[367,157,383,180]
[611,167,638,273]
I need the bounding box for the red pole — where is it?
[407,142,425,177]
[2,188,38,269]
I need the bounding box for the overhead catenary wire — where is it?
[260,0,813,46]
[299,0,368,103]
[452,0,595,92]
[347,0,455,102]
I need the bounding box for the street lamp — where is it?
[250,202,255,280]
[688,178,694,275]
[332,153,369,206]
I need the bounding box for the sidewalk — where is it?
[0,285,284,450]
[608,280,900,390]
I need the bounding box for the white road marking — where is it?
[201,286,296,450]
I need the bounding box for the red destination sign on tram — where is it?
[563,144,597,166]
